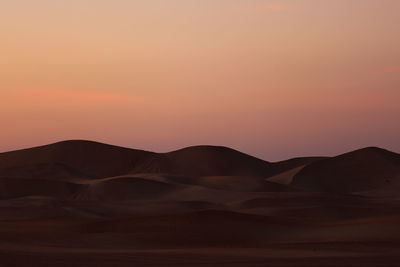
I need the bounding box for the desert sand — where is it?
[0,140,399,266]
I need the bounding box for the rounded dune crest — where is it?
[292,147,400,194]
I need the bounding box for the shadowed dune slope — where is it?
[164,146,273,177]
[0,163,92,182]
[0,178,81,199]
[1,141,400,199]
[0,141,317,180]
[193,176,291,192]
[292,147,400,194]
[269,157,327,177]
[0,176,178,202]
[78,177,179,201]
[266,166,306,185]
[0,140,155,178]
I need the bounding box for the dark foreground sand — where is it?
[2,246,400,267]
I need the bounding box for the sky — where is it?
[1,0,399,161]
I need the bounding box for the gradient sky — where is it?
[1,0,399,160]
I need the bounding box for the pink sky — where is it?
[1,0,399,160]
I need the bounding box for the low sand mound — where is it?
[194,176,290,192]
[267,165,306,185]
[268,157,326,177]
[78,177,179,201]
[0,177,81,199]
[292,147,400,194]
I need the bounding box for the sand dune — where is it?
[292,147,400,194]
[0,140,154,178]
[0,140,322,180]
[0,162,92,182]
[266,165,306,185]
[0,141,400,266]
[0,177,80,199]
[78,177,179,201]
[165,145,274,177]
[269,156,327,177]
[190,175,290,192]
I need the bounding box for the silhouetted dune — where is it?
[0,140,155,178]
[1,141,400,266]
[0,141,275,179]
[292,147,400,194]
[164,145,273,177]
[0,141,330,182]
[1,141,399,201]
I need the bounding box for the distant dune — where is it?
[0,140,154,178]
[0,140,324,179]
[292,147,400,195]
[1,140,400,266]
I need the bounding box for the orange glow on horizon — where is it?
[1,0,399,160]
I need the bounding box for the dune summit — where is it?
[0,140,400,266]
